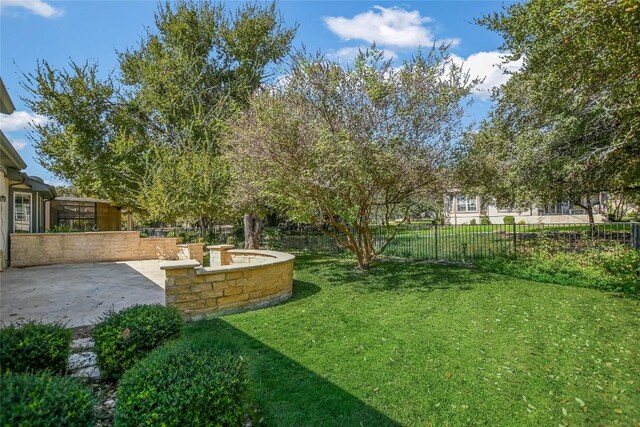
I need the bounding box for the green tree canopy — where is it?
[23,0,295,226]
[458,0,640,221]
[226,47,476,268]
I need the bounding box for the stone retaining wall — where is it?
[160,250,295,320]
[10,232,181,267]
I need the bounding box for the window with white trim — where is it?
[456,194,477,212]
[14,192,31,233]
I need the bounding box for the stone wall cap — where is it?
[227,249,295,262]
[196,250,294,276]
[9,231,142,237]
[159,259,201,270]
[207,244,235,250]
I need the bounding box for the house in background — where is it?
[1,78,56,270]
[45,197,122,231]
[445,191,605,225]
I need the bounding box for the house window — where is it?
[13,192,31,233]
[50,200,97,231]
[543,201,586,216]
[456,194,477,212]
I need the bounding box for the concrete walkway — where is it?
[0,260,165,328]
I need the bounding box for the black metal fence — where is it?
[273,222,638,262]
[137,226,237,244]
[137,222,639,263]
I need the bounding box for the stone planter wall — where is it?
[160,250,295,320]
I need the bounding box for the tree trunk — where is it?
[586,200,595,224]
[577,198,595,224]
[243,213,263,249]
[577,199,596,238]
[351,224,376,270]
[351,243,373,270]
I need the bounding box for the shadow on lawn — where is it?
[296,254,479,293]
[186,319,401,426]
[289,279,322,302]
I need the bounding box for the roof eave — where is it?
[0,131,27,170]
[0,78,16,115]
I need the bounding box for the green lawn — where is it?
[185,255,640,426]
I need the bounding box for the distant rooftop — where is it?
[53,196,119,206]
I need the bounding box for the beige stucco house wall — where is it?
[0,166,10,270]
[445,192,604,225]
[1,78,56,270]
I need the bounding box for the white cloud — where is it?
[451,51,523,100]
[44,179,66,187]
[0,111,48,132]
[327,46,397,63]
[11,138,28,151]
[0,0,63,18]
[324,6,458,49]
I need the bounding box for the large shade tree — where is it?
[226,48,476,269]
[23,0,295,228]
[458,0,640,221]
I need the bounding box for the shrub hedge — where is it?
[0,320,72,374]
[502,215,515,225]
[115,342,247,426]
[92,304,183,378]
[0,373,95,427]
[475,241,640,294]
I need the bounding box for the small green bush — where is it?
[517,219,527,225]
[0,321,72,374]
[45,224,75,233]
[166,231,178,238]
[469,219,477,225]
[502,215,515,225]
[92,304,183,378]
[480,215,492,225]
[1,373,95,427]
[139,232,149,238]
[115,342,247,427]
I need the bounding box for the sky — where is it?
[0,0,518,186]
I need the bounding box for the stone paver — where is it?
[0,260,165,327]
[69,351,101,379]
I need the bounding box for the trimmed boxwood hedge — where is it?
[0,373,95,427]
[0,320,72,374]
[115,341,247,426]
[92,304,183,378]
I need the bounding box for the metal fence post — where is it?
[632,222,640,281]
[305,228,310,250]
[513,222,517,254]
[434,224,438,260]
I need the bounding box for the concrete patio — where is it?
[0,260,165,327]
